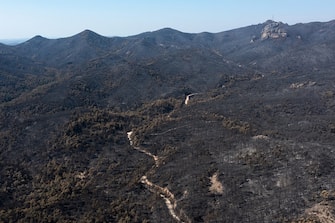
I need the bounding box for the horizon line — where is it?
[1,19,334,45]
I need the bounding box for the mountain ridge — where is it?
[1,19,335,222]
[1,19,333,46]
[0,19,332,71]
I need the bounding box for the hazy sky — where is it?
[0,0,334,39]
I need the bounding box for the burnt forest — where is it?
[1,20,335,222]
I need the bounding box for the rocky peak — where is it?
[261,20,288,40]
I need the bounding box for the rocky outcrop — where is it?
[261,20,288,40]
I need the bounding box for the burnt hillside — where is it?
[0,20,335,222]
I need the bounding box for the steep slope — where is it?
[1,20,335,222]
[209,20,335,73]
[0,46,251,168]
[2,69,334,222]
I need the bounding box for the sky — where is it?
[0,0,334,40]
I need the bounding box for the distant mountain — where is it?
[0,39,28,45]
[1,20,335,222]
[2,19,333,72]
[12,30,122,67]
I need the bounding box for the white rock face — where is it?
[261,21,288,40]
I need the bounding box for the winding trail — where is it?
[127,131,190,222]
[184,93,199,105]
[127,131,160,167]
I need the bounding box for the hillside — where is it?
[1,20,335,222]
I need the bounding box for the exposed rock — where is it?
[209,172,224,195]
[290,81,317,89]
[261,20,288,40]
[250,35,258,43]
[1,20,335,222]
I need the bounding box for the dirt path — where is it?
[184,93,199,105]
[127,130,191,222]
[127,131,159,167]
